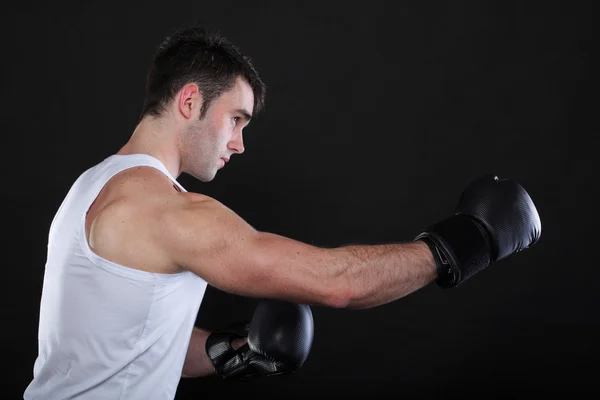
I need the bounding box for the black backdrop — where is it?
[2,1,595,398]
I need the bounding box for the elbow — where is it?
[251,232,354,308]
[321,280,353,309]
[316,251,354,308]
[326,293,351,309]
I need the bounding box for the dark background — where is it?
[2,0,596,398]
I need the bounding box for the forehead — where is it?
[216,76,254,113]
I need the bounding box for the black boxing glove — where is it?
[206,300,314,380]
[415,174,541,288]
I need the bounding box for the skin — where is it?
[86,77,253,377]
[84,75,437,378]
[117,76,253,181]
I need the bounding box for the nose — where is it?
[229,130,245,154]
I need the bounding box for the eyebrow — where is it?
[235,109,253,122]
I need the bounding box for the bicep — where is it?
[159,198,260,292]
[157,197,344,306]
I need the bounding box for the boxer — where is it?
[24,25,540,400]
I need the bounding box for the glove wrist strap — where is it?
[416,214,491,288]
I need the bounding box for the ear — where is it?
[178,83,202,119]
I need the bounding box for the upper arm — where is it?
[155,195,346,307]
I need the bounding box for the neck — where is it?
[117,115,182,178]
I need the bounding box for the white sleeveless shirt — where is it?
[24,154,208,400]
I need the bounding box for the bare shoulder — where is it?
[94,169,338,305]
[108,165,181,197]
[85,165,207,274]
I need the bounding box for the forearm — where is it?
[181,327,215,378]
[252,232,437,308]
[329,240,437,309]
[182,327,247,378]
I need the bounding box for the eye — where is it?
[232,116,240,125]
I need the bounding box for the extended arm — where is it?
[157,195,437,309]
[153,174,539,309]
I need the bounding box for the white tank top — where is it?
[24,154,208,400]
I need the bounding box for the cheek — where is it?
[218,126,234,145]
[203,117,232,149]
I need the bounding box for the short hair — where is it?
[140,27,266,120]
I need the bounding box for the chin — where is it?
[194,170,217,183]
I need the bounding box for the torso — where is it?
[85,166,184,275]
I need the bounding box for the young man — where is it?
[24,27,541,399]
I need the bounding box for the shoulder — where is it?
[97,165,216,223]
[110,165,179,196]
[103,166,208,204]
[85,165,214,273]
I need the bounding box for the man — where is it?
[24,26,541,399]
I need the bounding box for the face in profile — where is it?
[181,76,254,182]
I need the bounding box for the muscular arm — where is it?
[328,240,436,309]
[157,194,437,309]
[241,233,436,308]
[181,327,246,378]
